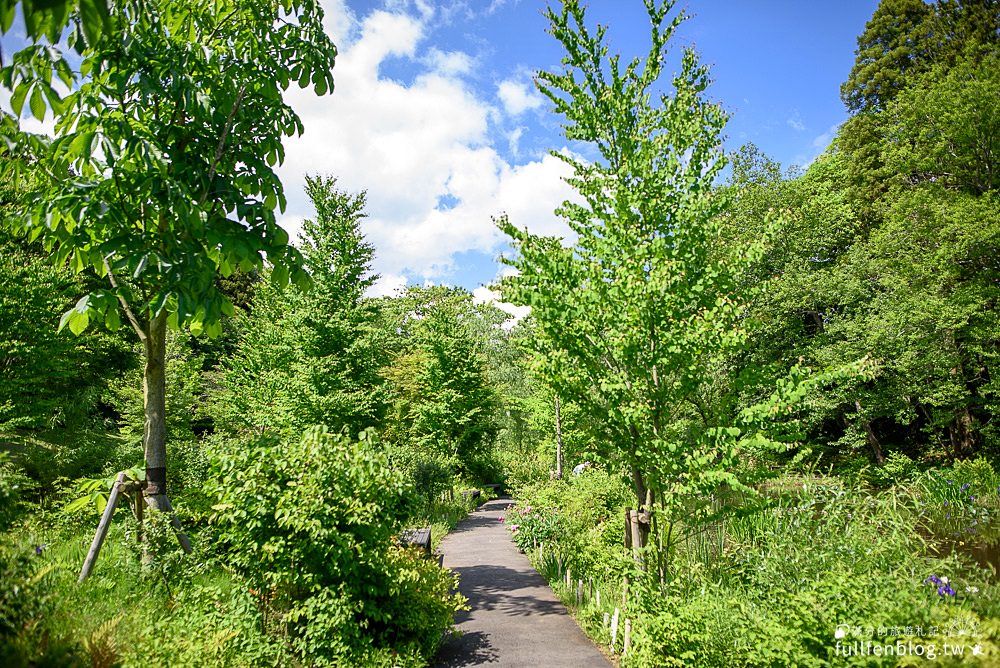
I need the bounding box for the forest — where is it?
[1,0,999,665]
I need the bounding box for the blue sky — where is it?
[275,0,879,298]
[1,0,881,300]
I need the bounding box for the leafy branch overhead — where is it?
[1,0,337,339]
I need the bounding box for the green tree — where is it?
[218,177,388,439]
[0,0,336,515]
[882,50,1000,195]
[499,0,791,556]
[0,0,109,58]
[380,286,500,481]
[840,0,935,114]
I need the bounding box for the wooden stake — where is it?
[624,618,632,656]
[79,472,126,582]
[611,607,620,652]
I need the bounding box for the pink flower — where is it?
[510,524,520,533]
[498,515,505,523]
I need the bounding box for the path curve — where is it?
[434,497,612,668]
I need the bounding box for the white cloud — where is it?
[786,111,805,132]
[497,79,544,116]
[369,273,408,298]
[425,48,475,76]
[812,123,840,150]
[472,285,531,329]
[506,126,523,156]
[790,122,843,170]
[277,2,574,288]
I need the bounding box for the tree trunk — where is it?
[143,311,169,509]
[949,406,976,458]
[629,459,651,570]
[554,395,564,479]
[854,400,885,465]
[141,311,192,552]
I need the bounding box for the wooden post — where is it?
[629,509,644,567]
[611,607,620,652]
[596,588,601,608]
[566,567,572,590]
[622,576,630,608]
[79,473,126,582]
[577,578,583,605]
[624,618,632,656]
[603,612,609,630]
[624,507,633,549]
[589,576,594,603]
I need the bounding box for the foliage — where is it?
[840,0,934,114]
[882,50,1000,195]
[209,426,463,665]
[0,0,337,500]
[217,177,389,440]
[381,286,501,480]
[506,468,633,582]
[499,1,856,566]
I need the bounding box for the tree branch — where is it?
[199,85,247,207]
[104,259,147,342]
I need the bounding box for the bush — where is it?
[209,426,464,665]
[506,468,632,581]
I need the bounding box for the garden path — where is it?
[434,496,612,668]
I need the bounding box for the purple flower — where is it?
[960,483,970,491]
[944,501,949,506]
[938,584,956,597]
[946,513,951,519]
[947,480,954,485]
[970,496,976,502]
[924,575,941,585]
[34,544,46,555]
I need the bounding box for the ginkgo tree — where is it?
[499,0,851,567]
[0,0,336,522]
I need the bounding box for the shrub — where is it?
[209,426,464,665]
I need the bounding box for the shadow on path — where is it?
[434,497,610,668]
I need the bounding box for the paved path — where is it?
[434,497,612,668]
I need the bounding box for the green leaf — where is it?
[79,0,110,47]
[104,307,121,331]
[271,263,288,287]
[10,82,30,117]
[63,495,93,514]
[29,84,46,121]
[68,310,90,335]
[0,1,15,32]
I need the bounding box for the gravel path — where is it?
[434,497,613,668]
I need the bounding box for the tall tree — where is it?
[218,177,388,439]
[380,286,501,480]
[841,0,935,114]
[0,0,336,515]
[500,0,765,554]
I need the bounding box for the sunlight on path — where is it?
[434,497,612,668]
